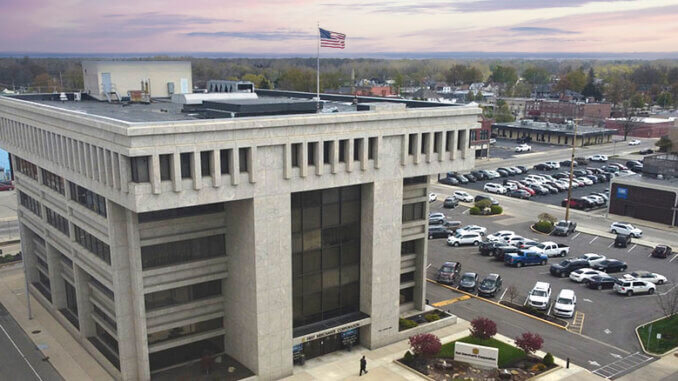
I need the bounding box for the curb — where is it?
[426,279,567,331]
[634,315,677,357]
[527,364,562,380]
[529,225,554,236]
[393,359,437,381]
[576,227,658,248]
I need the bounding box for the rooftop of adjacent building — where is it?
[606,116,676,124]
[492,119,616,135]
[612,171,678,189]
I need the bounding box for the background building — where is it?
[605,117,675,138]
[0,87,479,380]
[609,175,678,227]
[492,119,615,146]
[525,100,611,126]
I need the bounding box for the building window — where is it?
[291,185,361,329]
[220,149,231,175]
[408,133,416,155]
[41,169,65,195]
[400,272,415,283]
[92,304,117,330]
[239,147,248,173]
[402,202,424,222]
[400,286,414,305]
[180,153,192,179]
[149,335,224,372]
[69,182,107,217]
[145,280,222,310]
[19,191,41,217]
[147,317,223,345]
[368,137,377,160]
[138,202,224,223]
[141,234,226,270]
[159,154,172,181]
[307,142,317,166]
[433,132,441,153]
[338,140,347,162]
[353,139,361,161]
[291,143,301,168]
[445,131,453,152]
[65,281,78,317]
[74,225,111,265]
[14,156,38,180]
[421,133,429,154]
[200,151,211,177]
[60,253,73,268]
[323,141,332,164]
[90,322,119,369]
[45,207,69,236]
[401,240,416,255]
[130,156,150,183]
[90,277,114,300]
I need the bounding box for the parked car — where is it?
[428,225,453,239]
[447,232,483,246]
[429,193,437,202]
[516,165,529,173]
[457,225,487,236]
[586,275,617,290]
[445,220,462,232]
[578,253,607,266]
[463,173,478,182]
[453,191,474,203]
[471,170,487,180]
[639,148,654,155]
[477,274,503,297]
[452,173,469,184]
[610,222,643,238]
[651,245,673,259]
[479,241,514,256]
[614,279,655,296]
[628,139,641,145]
[496,169,510,177]
[569,268,605,283]
[508,189,531,199]
[527,282,552,310]
[436,261,461,284]
[533,163,554,171]
[553,289,577,318]
[525,241,570,258]
[494,246,522,261]
[622,271,667,285]
[484,183,507,194]
[550,258,589,277]
[515,144,532,152]
[0,183,15,191]
[614,234,632,248]
[545,161,560,169]
[592,259,628,273]
[486,230,516,242]
[559,160,577,168]
[505,251,548,267]
[474,195,499,206]
[443,197,459,208]
[552,220,577,236]
[439,176,460,185]
[587,154,608,162]
[458,272,479,292]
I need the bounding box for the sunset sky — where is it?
[1,0,677,55]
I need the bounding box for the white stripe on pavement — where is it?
[589,236,598,244]
[571,232,581,240]
[628,244,637,253]
[500,288,507,301]
[608,242,614,248]
[0,322,44,381]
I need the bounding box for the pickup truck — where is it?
[552,220,577,236]
[504,251,548,267]
[524,241,570,257]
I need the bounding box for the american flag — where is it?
[320,28,346,49]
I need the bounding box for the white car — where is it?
[487,170,501,178]
[457,225,487,236]
[587,154,608,162]
[489,138,497,145]
[614,279,655,296]
[569,268,605,283]
[525,175,545,184]
[452,191,474,203]
[618,170,636,177]
[553,289,577,318]
[577,177,593,185]
[628,139,641,145]
[579,253,607,266]
[429,212,445,220]
[484,183,507,194]
[515,144,532,152]
[504,182,518,191]
[447,231,483,246]
[545,161,560,169]
[610,222,642,238]
[527,282,551,310]
[486,230,516,242]
[429,193,437,202]
[506,236,528,246]
[622,271,667,285]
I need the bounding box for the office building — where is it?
[0,88,479,380]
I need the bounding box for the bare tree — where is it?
[656,281,678,318]
[506,285,520,304]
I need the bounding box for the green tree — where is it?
[394,72,404,94]
[556,69,587,94]
[630,93,648,109]
[582,68,602,100]
[446,64,468,85]
[463,66,484,84]
[605,76,634,108]
[490,65,518,85]
[512,81,532,97]
[656,91,674,108]
[276,67,316,92]
[655,136,673,153]
[522,66,550,85]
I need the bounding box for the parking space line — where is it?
[608,242,614,248]
[432,295,471,307]
[567,311,585,335]
[592,352,654,379]
[571,232,581,240]
[589,236,598,244]
[670,254,678,263]
[627,244,637,253]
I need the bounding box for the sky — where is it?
[1,0,678,55]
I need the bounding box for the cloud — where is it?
[185,31,316,41]
[103,12,241,26]
[509,27,579,35]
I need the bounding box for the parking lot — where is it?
[488,138,563,160]
[423,199,675,376]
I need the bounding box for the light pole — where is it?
[565,122,578,222]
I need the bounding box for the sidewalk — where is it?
[282,317,600,381]
[617,350,678,381]
[0,263,113,381]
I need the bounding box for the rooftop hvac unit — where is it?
[167,82,175,95]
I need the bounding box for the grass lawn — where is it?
[438,335,526,368]
[638,315,678,354]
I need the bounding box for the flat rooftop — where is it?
[493,120,616,136]
[613,174,678,188]
[4,90,462,124]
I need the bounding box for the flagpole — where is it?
[316,22,320,111]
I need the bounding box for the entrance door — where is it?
[101,73,112,93]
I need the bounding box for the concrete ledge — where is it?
[392,359,436,381]
[634,315,678,356]
[394,313,458,343]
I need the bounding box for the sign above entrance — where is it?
[454,342,498,368]
[616,187,628,199]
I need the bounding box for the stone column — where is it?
[171,152,182,192]
[19,221,39,284]
[46,243,66,309]
[150,155,161,195]
[359,179,403,348]
[74,264,95,337]
[224,193,293,380]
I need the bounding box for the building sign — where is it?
[616,187,628,200]
[299,320,367,344]
[454,342,498,368]
[292,344,304,361]
[341,328,359,347]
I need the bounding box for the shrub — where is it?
[475,199,492,209]
[537,213,557,224]
[470,317,497,340]
[409,333,442,357]
[490,205,503,215]
[515,332,544,355]
[530,363,547,372]
[534,220,554,233]
[469,206,481,215]
[403,350,415,362]
[399,318,418,330]
[543,352,554,366]
[425,313,440,322]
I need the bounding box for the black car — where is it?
[443,197,459,209]
[532,185,550,195]
[496,169,510,177]
[436,261,461,284]
[586,275,617,290]
[445,220,462,232]
[553,172,569,179]
[464,173,478,182]
[651,245,673,258]
[439,176,460,185]
[628,163,643,172]
[560,160,577,167]
[498,167,516,176]
[592,259,627,273]
[508,189,531,199]
[453,174,469,184]
[585,175,599,184]
[458,272,479,292]
[477,274,503,297]
[474,195,499,206]
[550,258,589,277]
[639,148,654,155]
[516,165,529,173]
[494,246,521,261]
[428,225,452,239]
[573,169,588,177]
[614,233,632,248]
[596,173,609,182]
[552,220,577,236]
[533,163,552,171]
[479,241,513,256]
[471,170,487,180]
[626,160,642,168]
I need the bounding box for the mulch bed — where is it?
[499,301,568,327]
[401,356,556,381]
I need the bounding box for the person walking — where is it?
[359,355,368,376]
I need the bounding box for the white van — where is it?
[553,289,577,318]
[527,282,551,310]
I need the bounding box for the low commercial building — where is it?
[492,120,615,146]
[605,117,676,138]
[0,87,478,380]
[609,174,678,227]
[526,100,611,126]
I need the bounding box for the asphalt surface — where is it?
[487,139,563,160]
[424,200,674,378]
[0,302,63,381]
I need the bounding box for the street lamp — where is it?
[565,122,578,222]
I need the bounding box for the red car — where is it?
[651,245,673,259]
[0,184,14,191]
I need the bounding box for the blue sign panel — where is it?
[616,187,628,200]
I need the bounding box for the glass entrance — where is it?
[301,329,359,361]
